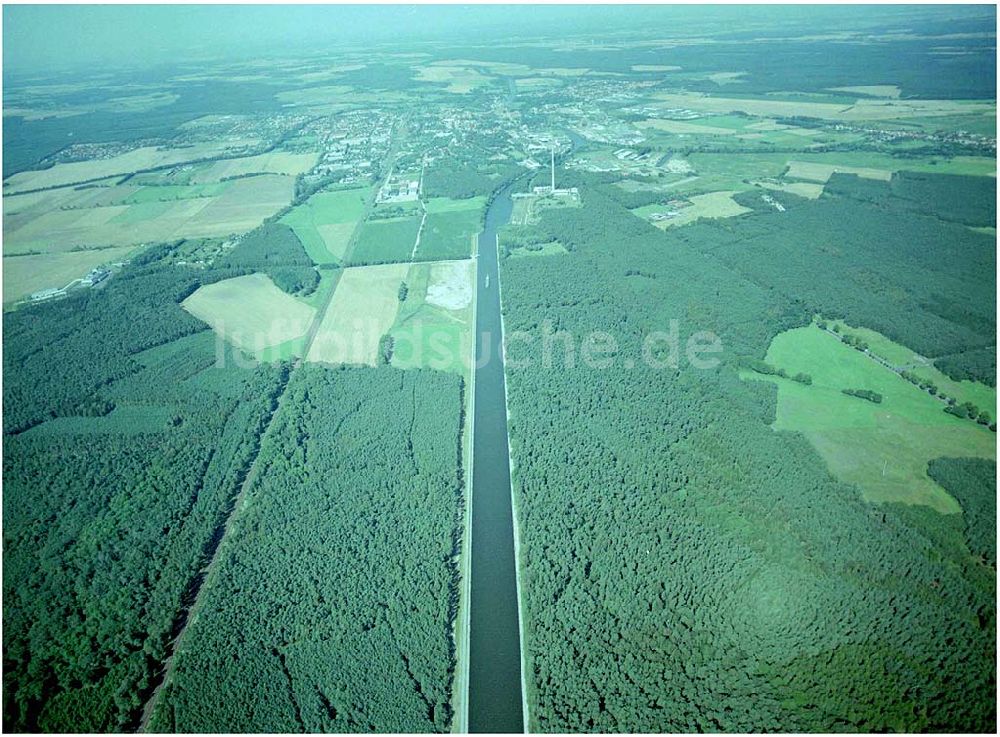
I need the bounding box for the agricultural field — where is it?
[2,246,134,303]
[281,186,372,264]
[823,318,997,412]
[388,259,474,375]
[2,142,261,194]
[416,211,479,260]
[182,273,316,356]
[307,262,409,365]
[414,198,484,261]
[413,64,493,93]
[3,175,296,253]
[351,215,421,264]
[785,160,893,183]
[188,151,319,182]
[650,91,996,123]
[745,324,995,513]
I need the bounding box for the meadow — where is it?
[2,142,260,194]
[2,246,134,303]
[633,190,750,228]
[823,318,997,411]
[414,198,484,261]
[188,151,318,182]
[745,323,995,513]
[4,175,296,253]
[281,186,371,264]
[649,91,996,123]
[351,215,421,264]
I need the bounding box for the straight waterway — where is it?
[467,182,525,733]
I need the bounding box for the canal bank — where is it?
[467,181,525,733]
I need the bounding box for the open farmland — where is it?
[746,324,996,513]
[413,64,493,93]
[2,142,261,194]
[389,259,474,375]
[415,200,483,260]
[3,175,296,253]
[785,160,893,183]
[189,151,319,182]
[2,247,134,303]
[352,215,421,264]
[650,91,996,123]
[307,263,409,365]
[182,273,316,356]
[281,187,371,264]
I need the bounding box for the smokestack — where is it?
[550,147,555,192]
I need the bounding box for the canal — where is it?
[467,130,585,732]
[468,181,524,733]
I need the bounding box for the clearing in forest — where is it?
[413,64,493,93]
[307,263,409,365]
[635,190,751,228]
[389,260,474,376]
[745,323,996,513]
[182,273,316,356]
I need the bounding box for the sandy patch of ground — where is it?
[426,260,473,310]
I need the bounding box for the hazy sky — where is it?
[3,4,670,76]
[4,4,993,79]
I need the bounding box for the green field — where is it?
[351,216,421,263]
[281,186,372,264]
[425,195,487,214]
[745,323,995,513]
[389,260,474,376]
[633,191,751,227]
[116,182,230,204]
[415,210,481,260]
[823,318,997,412]
[682,151,996,196]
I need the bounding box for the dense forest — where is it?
[3,326,287,731]
[423,161,518,200]
[927,457,997,566]
[499,181,995,731]
[217,222,320,295]
[679,175,997,385]
[3,224,336,730]
[148,366,465,732]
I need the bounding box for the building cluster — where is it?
[299,110,395,186]
[29,265,112,303]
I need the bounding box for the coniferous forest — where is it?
[499,176,995,732]
[149,366,464,733]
